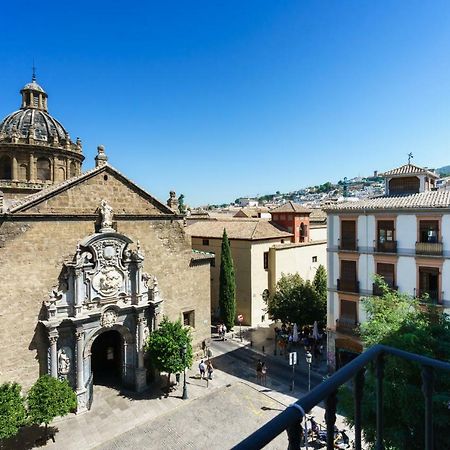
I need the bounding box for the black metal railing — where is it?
[233,344,450,450]
[337,278,359,293]
[415,241,443,256]
[417,289,442,305]
[374,239,397,253]
[372,283,398,296]
[335,317,358,334]
[338,238,358,251]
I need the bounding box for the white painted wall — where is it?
[442,260,450,302]
[310,225,327,241]
[331,214,339,247]
[357,214,375,248]
[443,215,450,253]
[396,256,416,296]
[396,215,416,251]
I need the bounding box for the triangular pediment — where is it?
[8,165,175,216]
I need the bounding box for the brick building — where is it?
[0,76,211,411]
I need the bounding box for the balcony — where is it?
[417,289,442,305]
[415,241,443,256]
[372,283,398,296]
[338,238,358,251]
[374,240,397,253]
[337,278,359,293]
[235,344,450,450]
[336,317,358,335]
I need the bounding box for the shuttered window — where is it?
[340,299,357,321]
[376,263,395,287]
[341,220,356,250]
[341,260,357,281]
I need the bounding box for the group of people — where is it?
[217,323,227,341]
[198,359,214,380]
[274,323,325,361]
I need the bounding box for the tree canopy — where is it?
[266,270,327,327]
[219,229,236,330]
[27,375,77,430]
[338,278,450,450]
[0,382,26,439]
[145,316,193,386]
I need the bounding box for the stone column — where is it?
[29,153,35,181]
[135,316,147,392]
[52,156,57,182]
[74,269,84,314]
[76,330,84,390]
[12,157,18,180]
[49,330,59,378]
[65,158,70,180]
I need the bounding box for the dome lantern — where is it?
[20,72,48,111]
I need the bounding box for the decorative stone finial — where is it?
[95,145,108,167]
[76,137,82,150]
[167,190,179,211]
[99,199,114,231]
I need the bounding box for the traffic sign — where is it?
[289,351,297,366]
[237,314,243,323]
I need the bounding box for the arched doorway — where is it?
[91,329,123,387]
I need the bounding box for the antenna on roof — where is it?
[408,152,413,164]
[32,59,36,82]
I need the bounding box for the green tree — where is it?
[338,278,450,450]
[219,229,236,330]
[145,316,193,388]
[313,265,327,303]
[0,382,26,439]
[27,375,77,440]
[266,273,326,327]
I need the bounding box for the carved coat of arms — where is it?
[93,266,123,297]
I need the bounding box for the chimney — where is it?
[95,145,108,167]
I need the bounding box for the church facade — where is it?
[0,76,212,412]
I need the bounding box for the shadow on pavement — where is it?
[0,425,59,450]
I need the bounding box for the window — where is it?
[36,157,51,180]
[0,156,12,180]
[419,220,439,243]
[202,239,209,246]
[419,267,440,303]
[376,263,395,288]
[340,220,356,250]
[312,256,317,263]
[69,161,77,178]
[376,220,396,252]
[263,252,269,270]
[183,310,195,327]
[389,176,420,194]
[300,222,308,242]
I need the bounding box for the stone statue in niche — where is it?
[100,200,113,230]
[101,309,118,328]
[58,348,71,375]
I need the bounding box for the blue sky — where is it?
[1,1,449,206]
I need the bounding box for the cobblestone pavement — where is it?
[2,323,356,449]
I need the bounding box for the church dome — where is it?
[0,74,77,148]
[0,109,70,144]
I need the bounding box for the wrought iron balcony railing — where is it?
[374,239,397,253]
[337,278,359,293]
[417,289,442,305]
[335,317,358,334]
[234,344,450,450]
[372,283,398,296]
[415,241,443,256]
[338,238,358,251]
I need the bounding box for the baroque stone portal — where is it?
[41,203,163,412]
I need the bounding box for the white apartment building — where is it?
[324,163,450,370]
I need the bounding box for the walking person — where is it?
[206,360,214,380]
[199,360,206,379]
[256,359,263,383]
[261,361,267,386]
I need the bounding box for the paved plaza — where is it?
[1,324,353,450]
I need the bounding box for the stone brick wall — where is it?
[0,217,210,390]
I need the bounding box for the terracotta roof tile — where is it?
[270,201,312,214]
[379,163,438,179]
[323,190,450,212]
[185,219,293,240]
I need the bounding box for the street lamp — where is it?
[181,344,188,400]
[306,351,312,392]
